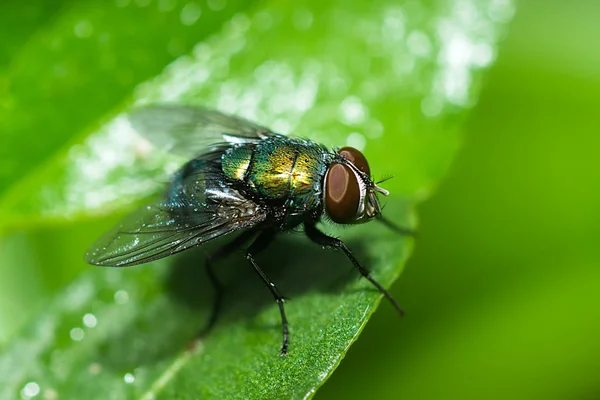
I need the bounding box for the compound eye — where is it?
[325,163,360,224]
[338,146,371,177]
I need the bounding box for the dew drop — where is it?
[21,382,40,398]
[70,327,85,341]
[74,20,93,38]
[346,132,367,151]
[292,8,313,30]
[488,0,515,23]
[43,388,58,400]
[180,2,202,25]
[472,43,494,67]
[230,13,250,32]
[339,96,368,125]
[157,0,177,11]
[207,0,226,11]
[407,30,431,57]
[421,96,443,118]
[88,362,102,375]
[124,372,135,384]
[253,10,273,31]
[114,290,129,304]
[83,313,97,328]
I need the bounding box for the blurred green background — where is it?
[320,1,600,399]
[1,0,599,399]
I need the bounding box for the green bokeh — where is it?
[2,0,598,399]
[320,1,600,399]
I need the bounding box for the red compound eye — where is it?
[337,146,370,176]
[325,163,360,224]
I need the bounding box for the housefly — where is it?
[85,105,412,355]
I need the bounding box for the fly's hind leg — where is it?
[245,230,291,355]
[201,230,256,337]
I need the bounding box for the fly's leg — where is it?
[202,231,256,336]
[377,215,417,237]
[245,231,291,355]
[304,222,404,316]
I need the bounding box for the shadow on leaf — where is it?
[165,231,371,328]
[91,218,404,373]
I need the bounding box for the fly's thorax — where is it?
[221,137,328,211]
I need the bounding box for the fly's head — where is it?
[323,146,389,225]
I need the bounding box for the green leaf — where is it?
[0,0,257,197]
[0,0,512,398]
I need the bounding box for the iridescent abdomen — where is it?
[222,137,329,212]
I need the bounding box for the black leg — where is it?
[377,215,417,237]
[201,230,256,336]
[304,222,404,316]
[245,230,290,355]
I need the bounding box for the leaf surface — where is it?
[0,0,512,398]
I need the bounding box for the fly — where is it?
[85,105,413,355]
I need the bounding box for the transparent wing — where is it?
[128,104,280,159]
[85,154,266,267]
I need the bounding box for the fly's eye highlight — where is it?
[337,146,370,177]
[325,163,360,224]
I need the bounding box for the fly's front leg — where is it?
[304,222,404,316]
[245,230,291,355]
